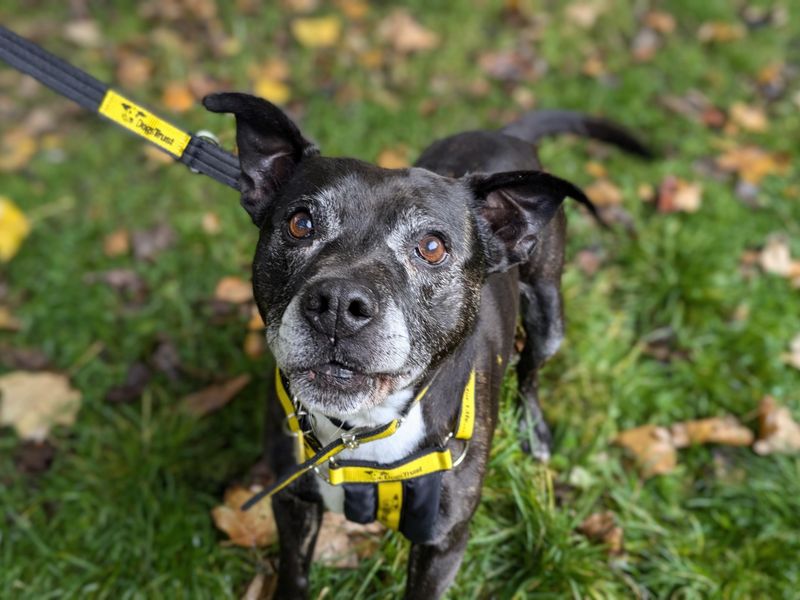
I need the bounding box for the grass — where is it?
[1,0,799,598]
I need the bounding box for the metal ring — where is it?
[451,441,470,468]
[282,414,300,437]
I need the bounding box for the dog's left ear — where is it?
[203,92,318,227]
[468,170,592,273]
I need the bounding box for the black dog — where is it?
[204,93,648,599]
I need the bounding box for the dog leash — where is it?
[0,24,241,190]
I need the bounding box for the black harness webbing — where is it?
[0,25,241,190]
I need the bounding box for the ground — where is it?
[1,1,799,598]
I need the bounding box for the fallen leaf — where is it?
[336,0,369,20]
[241,573,277,600]
[758,235,793,277]
[574,248,604,276]
[614,424,676,477]
[657,176,702,213]
[212,485,278,547]
[116,51,154,88]
[670,416,753,448]
[215,276,253,304]
[132,223,176,261]
[631,28,661,62]
[313,511,384,567]
[716,146,790,184]
[584,179,622,207]
[753,396,800,455]
[202,212,221,235]
[784,333,800,370]
[243,332,265,359]
[584,161,607,179]
[103,228,130,257]
[0,371,81,441]
[182,374,251,416]
[0,128,38,172]
[162,82,195,113]
[63,19,103,48]
[253,77,291,105]
[13,439,56,475]
[248,305,265,330]
[376,146,410,169]
[378,9,439,53]
[0,306,21,331]
[291,15,342,48]
[581,55,606,78]
[565,1,607,29]
[105,362,152,404]
[0,196,31,261]
[644,11,676,34]
[577,511,623,555]
[697,21,745,43]
[729,102,768,133]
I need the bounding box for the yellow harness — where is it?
[242,368,476,538]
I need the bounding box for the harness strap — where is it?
[0,25,241,190]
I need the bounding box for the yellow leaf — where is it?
[729,102,768,133]
[0,196,31,262]
[253,77,292,105]
[0,371,81,441]
[214,276,253,304]
[376,146,410,169]
[211,485,278,547]
[0,128,38,172]
[585,179,622,207]
[162,82,195,113]
[291,15,342,48]
[103,228,130,257]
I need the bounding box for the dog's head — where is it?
[205,93,586,417]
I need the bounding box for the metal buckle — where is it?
[190,130,221,174]
[341,432,359,449]
[452,441,470,468]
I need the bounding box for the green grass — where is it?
[1,0,799,598]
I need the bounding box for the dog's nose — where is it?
[302,278,378,339]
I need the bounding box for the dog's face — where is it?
[205,93,587,417]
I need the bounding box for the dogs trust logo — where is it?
[120,102,145,125]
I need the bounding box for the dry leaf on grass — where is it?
[63,19,103,48]
[644,11,676,34]
[181,374,251,417]
[753,396,800,455]
[758,236,793,276]
[162,82,195,113]
[0,196,31,261]
[132,223,176,261]
[577,511,623,555]
[243,332,265,359]
[614,424,677,477]
[657,176,702,213]
[584,179,622,207]
[291,16,342,48]
[670,416,753,448]
[729,102,768,133]
[697,21,745,43]
[715,145,789,185]
[253,77,291,105]
[565,1,607,29]
[212,485,278,547]
[0,128,38,173]
[313,511,384,567]
[376,146,410,169]
[241,572,277,600]
[378,9,439,53]
[0,306,21,331]
[103,228,130,257]
[783,333,800,371]
[116,51,154,88]
[215,276,253,304]
[0,371,81,441]
[201,212,221,235]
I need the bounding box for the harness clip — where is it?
[341,432,359,449]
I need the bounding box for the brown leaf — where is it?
[657,176,702,213]
[248,305,265,331]
[291,15,342,48]
[697,21,745,43]
[116,51,154,88]
[243,332,265,359]
[313,511,384,567]
[565,1,607,29]
[336,0,369,20]
[378,9,439,53]
[211,485,278,547]
[13,439,56,475]
[584,179,622,208]
[105,362,152,404]
[753,396,800,455]
[0,371,81,441]
[162,82,195,113]
[201,212,221,235]
[614,424,676,477]
[577,511,623,555]
[376,146,410,169]
[181,374,251,417]
[132,224,176,261]
[0,306,21,331]
[63,19,103,48]
[716,146,790,184]
[644,11,676,34]
[103,228,130,257]
[670,416,754,448]
[631,28,661,62]
[215,276,253,304]
[729,102,768,133]
[0,129,38,173]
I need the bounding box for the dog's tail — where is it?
[501,110,654,158]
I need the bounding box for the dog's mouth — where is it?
[306,361,369,389]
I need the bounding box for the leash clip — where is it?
[341,432,359,450]
[189,130,221,175]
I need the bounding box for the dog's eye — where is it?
[416,234,447,264]
[288,210,314,239]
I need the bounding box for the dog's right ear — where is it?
[203,93,318,226]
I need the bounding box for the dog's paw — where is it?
[518,404,553,462]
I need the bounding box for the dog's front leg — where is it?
[272,480,323,600]
[405,522,470,600]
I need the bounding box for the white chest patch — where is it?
[308,388,427,513]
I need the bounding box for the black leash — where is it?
[0,24,241,190]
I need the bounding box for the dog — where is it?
[204,92,649,599]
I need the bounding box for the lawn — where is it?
[1,0,799,598]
